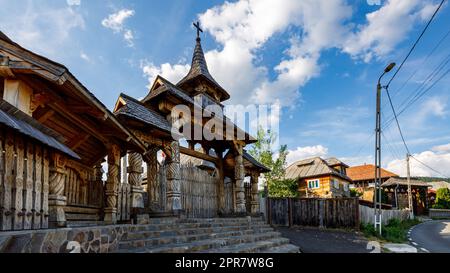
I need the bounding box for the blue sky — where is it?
[1,0,450,177]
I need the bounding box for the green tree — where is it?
[248,127,293,197]
[433,188,450,209]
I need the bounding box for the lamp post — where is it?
[374,62,396,235]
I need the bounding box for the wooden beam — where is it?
[49,102,109,143]
[37,109,55,123]
[179,146,218,164]
[67,133,90,150]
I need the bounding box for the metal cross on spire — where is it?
[193,21,203,39]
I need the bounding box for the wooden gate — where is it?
[180,164,218,218]
[117,182,131,222]
[224,177,233,214]
[268,197,360,229]
[244,181,252,213]
[0,130,50,231]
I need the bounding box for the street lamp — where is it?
[374,62,396,235]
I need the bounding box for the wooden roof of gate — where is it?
[0,31,146,165]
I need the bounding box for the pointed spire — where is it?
[176,22,230,102]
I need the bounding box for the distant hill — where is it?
[412,177,450,183]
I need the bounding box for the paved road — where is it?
[276,226,371,253]
[409,220,450,253]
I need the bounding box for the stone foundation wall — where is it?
[0,224,130,253]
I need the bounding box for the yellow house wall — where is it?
[298,175,351,198]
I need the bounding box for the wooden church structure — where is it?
[0,24,269,232]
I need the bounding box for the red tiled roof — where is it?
[347,164,398,181]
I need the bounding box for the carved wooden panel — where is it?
[0,128,49,231]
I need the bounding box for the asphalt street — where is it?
[409,220,450,253]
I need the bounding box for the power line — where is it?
[411,155,449,178]
[384,27,450,107]
[385,86,410,154]
[383,65,450,130]
[385,0,446,88]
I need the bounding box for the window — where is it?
[333,179,339,189]
[307,179,320,189]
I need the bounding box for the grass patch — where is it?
[360,218,421,243]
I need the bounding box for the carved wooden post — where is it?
[93,164,104,208]
[104,144,120,224]
[163,141,182,214]
[251,172,260,214]
[234,142,246,214]
[48,152,67,228]
[145,146,160,210]
[127,152,144,209]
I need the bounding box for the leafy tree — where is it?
[248,127,292,197]
[433,188,450,209]
[268,179,299,198]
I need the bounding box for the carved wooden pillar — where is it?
[104,144,120,224]
[145,146,160,210]
[163,141,182,213]
[251,172,260,214]
[48,152,67,228]
[93,164,104,208]
[127,152,144,209]
[234,143,246,213]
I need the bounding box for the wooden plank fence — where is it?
[267,197,360,229]
[0,129,49,231]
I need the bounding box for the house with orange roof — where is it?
[346,164,399,201]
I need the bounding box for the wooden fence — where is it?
[359,205,410,225]
[267,197,360,229]
[0,130,49,231]
[180,164,218,218]
[427,208,450,219]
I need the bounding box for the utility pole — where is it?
[374,78,382,235]
[406,154,414,219]
[374,63,396,235]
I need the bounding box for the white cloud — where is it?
[80,51,92,63]
[342,0,435,62]
[102,9,135,46]
[432,143,450,153]
[387,150,450,177]
[67,0,81,6]
[286,145,329,165]
[141,60,190,87]
[141,0,437,106]
[0,1,85,60]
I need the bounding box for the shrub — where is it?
[360,218,420,243]
[433,188,450,209]
[350,189,362,198]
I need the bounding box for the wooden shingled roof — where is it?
[114,93,172,133]
[285,157,352,181]
[347,164,398,182]
[177,37,230,101]
[382,177,430,188]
